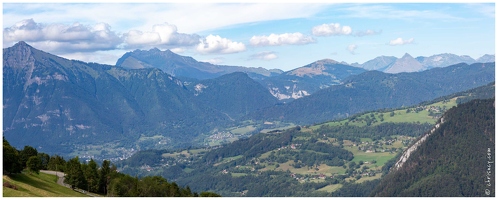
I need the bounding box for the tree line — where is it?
[2,137,220,197]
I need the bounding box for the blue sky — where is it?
[3,2,495,71]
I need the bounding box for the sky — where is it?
[2,2,495,71]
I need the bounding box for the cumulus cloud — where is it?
[389,37,414,46]
[123,23,200,49]
[249,32,315,46]
[196,34,246,54]
[312,23,352,36]
[249,51,278,61]
[3,19,122,53]
[347,44,358,54]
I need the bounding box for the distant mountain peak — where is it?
[116,47,282,80]
[315,58,340,64]
[384,53,424,73]
[477,54,495,63]
[402,53,413,58]
[8,41,36,53]
[4,41,40,70]
[12,41,29,47]
[150,47,161,52]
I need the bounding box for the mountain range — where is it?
[116,48,283,80]
[3,41,495,159]
[3,42,231,155]
[351,53,494,73]
[247,62,495,124]
[117,48,494,101]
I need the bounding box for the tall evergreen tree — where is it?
[84,159,100,193]
[19,146,38,169]
[64,157,87,189]
[99,160,111,194]
[3,137,22,174]
[47,155,66,172]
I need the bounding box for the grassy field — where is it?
[213,155,244,166]
[162,150,190,158]
[229,125,256,135]
[231,173,248,177]
[356,173,382,183]
[317,184,343,193]
[3,172,88,197]
[260,123,296,134]
[344,146,396,167]
[310,97,459,130]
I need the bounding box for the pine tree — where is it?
[64,157,87,189]
[84,159,100,193]
[99,160,111,195]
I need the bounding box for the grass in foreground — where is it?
[3,172,88,197]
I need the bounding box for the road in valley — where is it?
[39,170,100,197]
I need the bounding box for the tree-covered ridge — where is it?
[248,62,494,124]
[188,72,279,120]
[114,83,495,197]
[2,137,220,197]
[371,98,495,197]
[115,121,429,196]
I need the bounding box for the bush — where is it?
[3,181,18,190]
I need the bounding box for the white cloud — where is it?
[196,35,246,54]
[337,4,464,21]
[59,51,122,65]
[312,23,352,36]
[347,44,358,54]
[250,32,315,46]
[3,19,122,53]
[388,37,414,46]
[250,51,278,61]
[201,57,224,65]
[354,29,382,37]
[3,3,330,34]
[169,47,185,54]
[466,3,495,18]
[123,23,200,49]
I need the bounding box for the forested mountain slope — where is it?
[3,41,230,156]
[371,98,495,197]
[247,62,495,125]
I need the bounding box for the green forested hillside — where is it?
[189,72,279,119]
[2,137,220,197]
[116,84,494,197]
[3,172,89,197]
[371,98,495,197]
